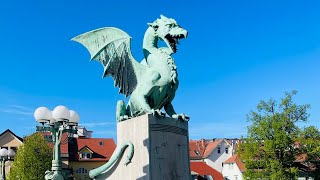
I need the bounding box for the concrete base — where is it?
[96,114,191,180]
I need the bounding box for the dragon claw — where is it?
[149,109,165,117]
[118,115,129,122]
[124,159,131,166]
[172,113,190,121]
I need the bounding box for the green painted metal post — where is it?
[37,123,77,180]
[0,158,6,180]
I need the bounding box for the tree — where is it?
[8,133,52,180]
[298,126,320,179]
[238,91,310,179]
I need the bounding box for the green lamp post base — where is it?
[44,160,68,180]
[45,170,65,180]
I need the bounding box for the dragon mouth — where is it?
[165,34,185,53]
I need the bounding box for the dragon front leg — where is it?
[116,100,130,122]
[164,102,190,121]
[131,92,165,117]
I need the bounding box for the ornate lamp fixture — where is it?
[35,105,79,180]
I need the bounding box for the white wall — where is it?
[74,127,92,138]
[204,141,232,172]
[222,163,243,180]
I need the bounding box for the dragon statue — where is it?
[72,15,188,178]
[72,15,189,122]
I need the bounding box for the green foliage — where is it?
[298,126,320,179]
[8,133,52,180]
[238,91,310,179]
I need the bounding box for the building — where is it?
[190,139,236,172]
[40,127,116,180]
[0,128,116,179]
[74,126,93,138]
[68,137,116,180]
[202,139,233,172]
[0,129,23,177]
[189,139,240,179]
[222,154,245,180]
[190,161,224,180]
[190,139,207,161]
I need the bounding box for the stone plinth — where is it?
[96,114,191,180]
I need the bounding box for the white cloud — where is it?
[79,122,115,127]
[0,104,34,116]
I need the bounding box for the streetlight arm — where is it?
[62,128,77,134]
[36,126,53,133]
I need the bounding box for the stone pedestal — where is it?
[96,114,191,180]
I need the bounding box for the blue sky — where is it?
[0,1,319,140]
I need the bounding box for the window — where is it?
[217,147,221,153]
[99,141,104,146]
[80,152,92,159]
[235,175,238,180]
[225,147,229,154]
[75,167,88,174]
[228,163,233,170]
[1,147,8,150]
[194,150,200,156]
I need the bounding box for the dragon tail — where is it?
[89,141,134,178]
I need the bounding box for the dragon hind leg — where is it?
[116,100,130,122]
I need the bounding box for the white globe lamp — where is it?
[34,107,52,123]
[52,105,70,122]
[69,110,80,126]
[7,149,15,158]
[0,148,8,157]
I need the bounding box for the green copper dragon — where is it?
[72,15,188,178]
[72,15,189,122]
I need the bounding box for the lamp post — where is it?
[34,105,79,180]
[0,148,15,180]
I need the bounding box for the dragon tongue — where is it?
[174,37,179,43]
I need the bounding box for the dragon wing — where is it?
[72,27,145,97]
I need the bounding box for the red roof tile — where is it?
[40,132,116,161]
[224,154,246,172]
[190,161,224,180]
[203,139,223,158]
[295,153,307,162]
[74,138,116,161]
[189,140,206,159]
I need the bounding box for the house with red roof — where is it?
[41,128,116,180]
[189,139,241,174]
[189,139,207,161]
[222,154,246,180]
[202,139,232,172]
[68,137,116,180]
[190,161,224,180]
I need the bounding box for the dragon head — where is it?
[148,15,188,54]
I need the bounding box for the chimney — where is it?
[201,139,205,147]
